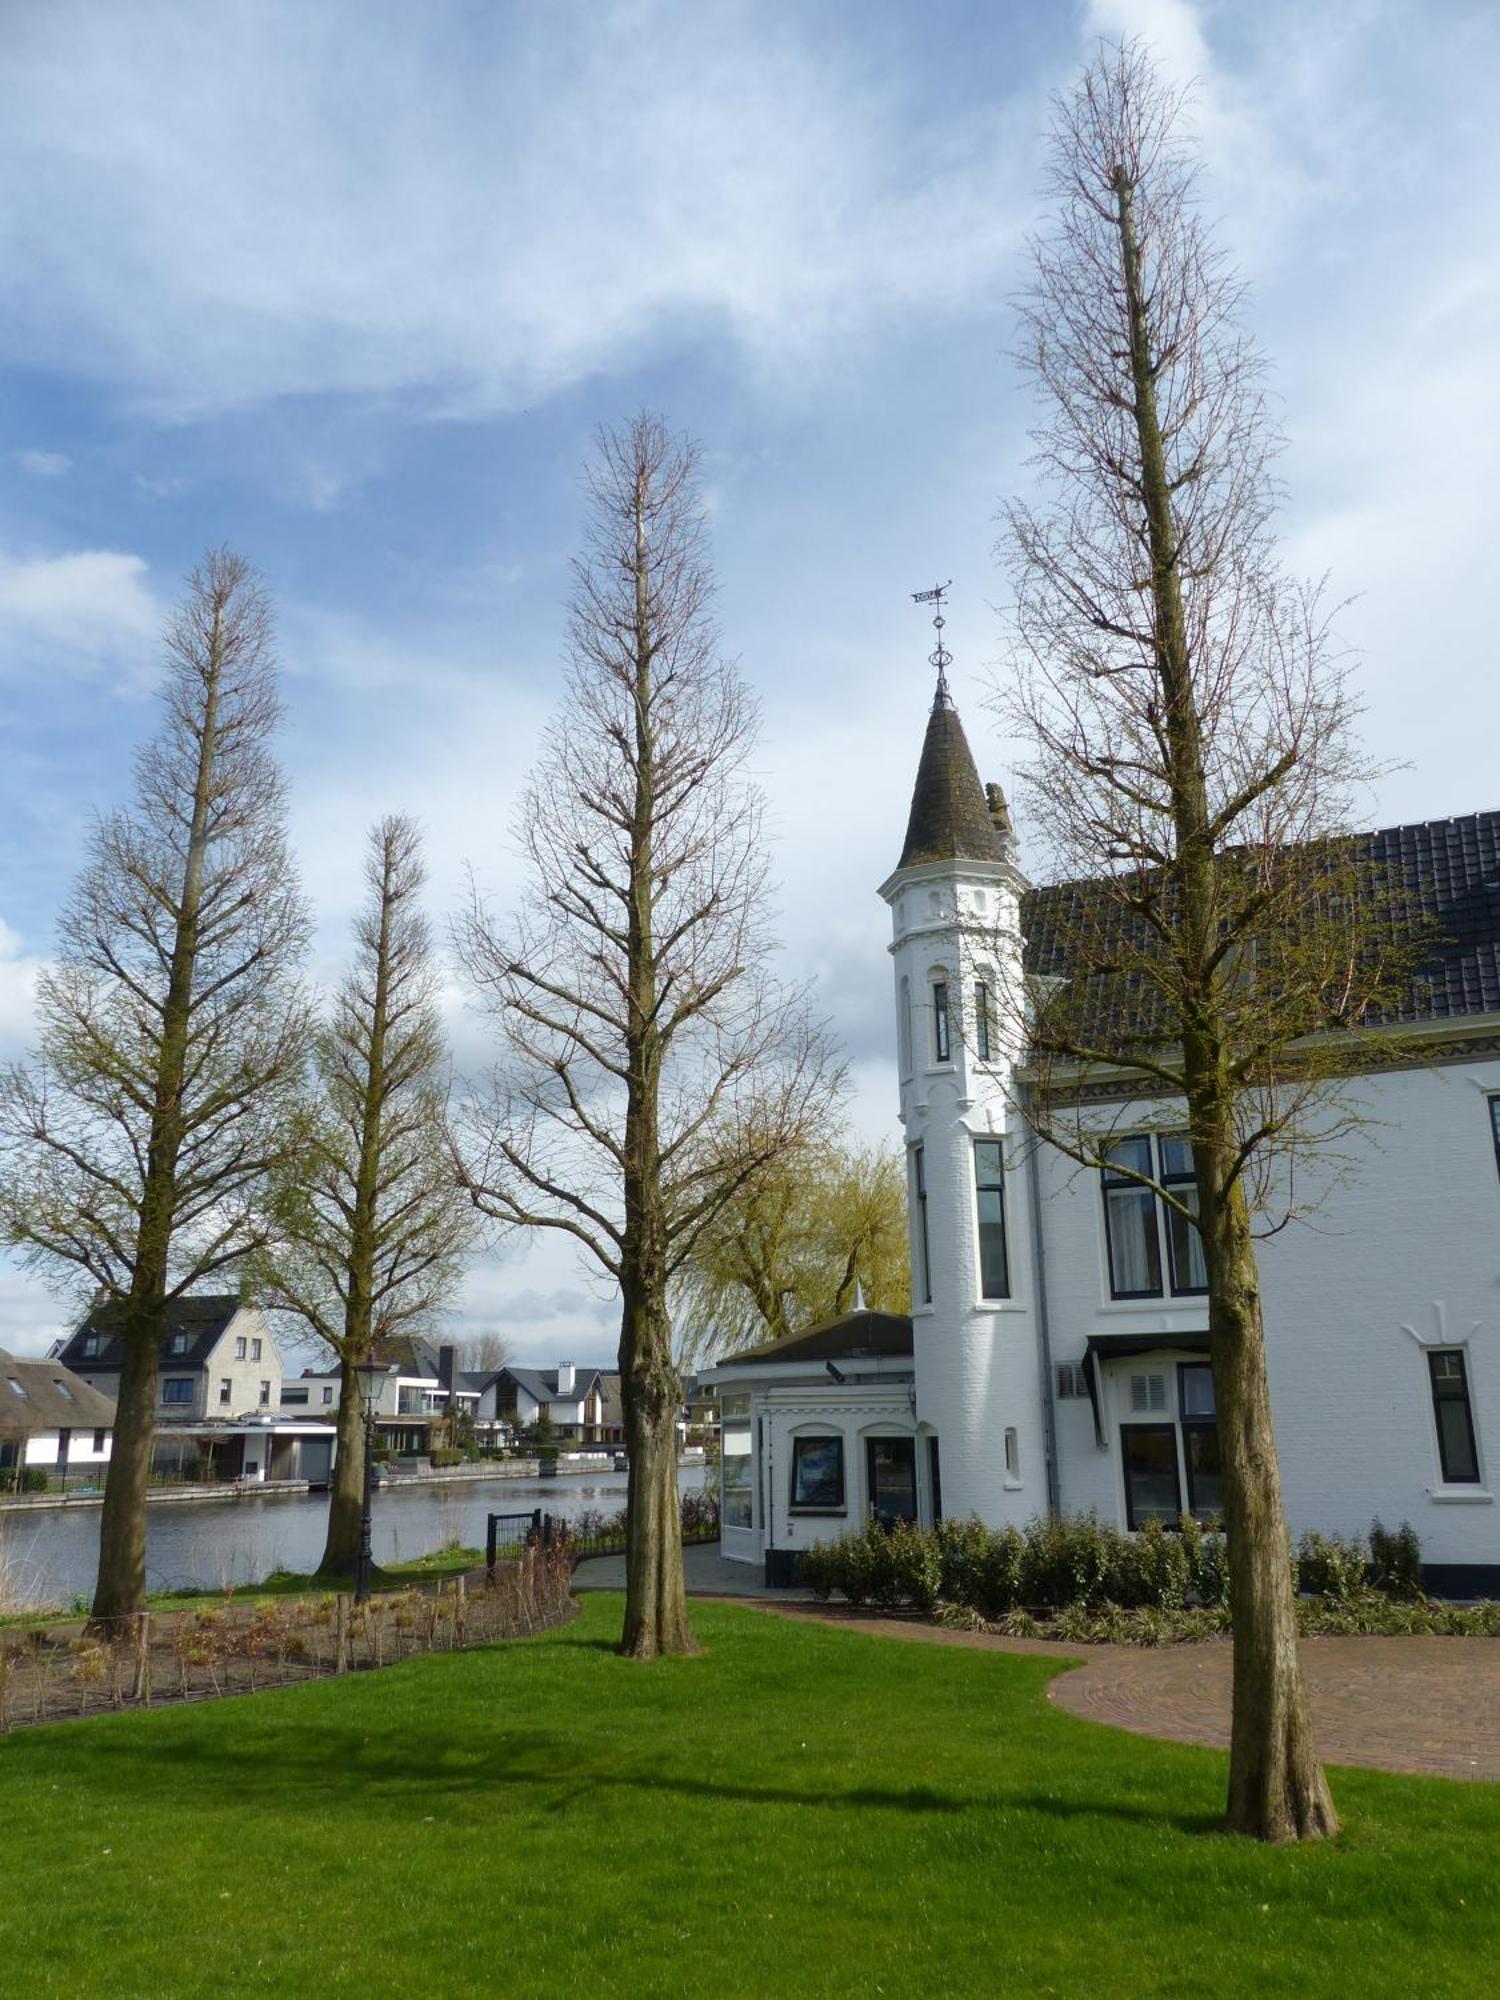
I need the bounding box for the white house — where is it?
[0,1350,115,1487]
[703,664,1500,1597]
[482,1365,622,1445]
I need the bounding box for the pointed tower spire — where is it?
[897,585,1006,871]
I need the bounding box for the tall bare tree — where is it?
[674,1130,909,1361]
[993,44,1426,1841]
[0,550,310,1623]
[456,415,841,1659]
[257,816,475,1581]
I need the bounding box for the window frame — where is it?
[932,980,951,1064]
[788,1433,847,1514]
[219,1378,232,1406]
[1177,1363,1222,1520]
[973,1138,1011,1301]
[161,1377,194,1407]
[1101,1135,1164,1300]
[1489,1095,1500,1186]
[974,980,992,1063]
[912,1145,932,1305]
[1428,1348,1481,1486]
[1157,1134,1208,1297]
[1120,1421,1182,1531]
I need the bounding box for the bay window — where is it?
[932,981,951,1063]
[720,1393,753,1529]
[974,981,992,1062]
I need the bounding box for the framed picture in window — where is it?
[789,1434,845,1511]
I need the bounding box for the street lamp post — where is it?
[353,1357,386,1605]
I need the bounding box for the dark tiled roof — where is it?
[56,1295,245,1372]
[896,683,1006,872]
[1023,812,1500,1033]
[495,1366,607,1404]
[0,1352,117,1434]
[724,1308,914,1367]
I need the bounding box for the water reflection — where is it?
[0,1468,706,1609]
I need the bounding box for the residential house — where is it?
[702,665,1500,1596]
[0,1350,116,1488]
[482,1364,618,1445]
[56,1297,333,1485]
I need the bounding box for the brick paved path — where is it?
[740,1604,1499,1782]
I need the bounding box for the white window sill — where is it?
[969,1301,1028,1315]
[1428,1489,1494,1505]
[911,1305,936,1318]
[1003,1476,1023,1491]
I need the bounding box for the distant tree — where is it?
[456,1330,513,1375]
[995,44,1417,1840]
[674,1130,909,1361]
[455,416,842,1659]
[0,551,310,1623]
[256,816,475,1582]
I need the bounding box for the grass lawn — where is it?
[0,1596,1493,1998]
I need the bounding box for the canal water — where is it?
[0,1467,709,1610]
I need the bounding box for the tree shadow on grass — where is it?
[29,1721,983,1821]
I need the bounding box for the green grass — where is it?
[0,1597,1493,1997]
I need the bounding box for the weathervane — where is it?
[911,580,953,701]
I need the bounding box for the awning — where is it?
[1080,1330,1211,1447]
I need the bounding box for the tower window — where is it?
[974,981,992,1063]
[913,1146,932,1305]
[932,982,950,1063]
[974,1141,1010,1300]
[898,977,913,1079]
[1003,1427,1020,1481]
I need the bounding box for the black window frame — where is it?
[1101,1136,1163,1300]
[1490,1096,1500,1185]
[1428,1348,1481,1486]
[927,1435,942,1523]
[1120,1421,1182,1530]
[161,1377,194,1407]
[92,1428,106,1452]
[1177,1363,1221,1521]
[219,1377,232,1405]
[974,980,992,1063]
[932,981,950,1063]
[973,1139,1011,1301]
[865,1435,919,1525]
[913,1145,932,1305]
[789,1433,846,1514]
[1158,1133,1208,1297]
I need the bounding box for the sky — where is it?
[1,0,1497,1362]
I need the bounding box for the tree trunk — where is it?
[89,1303,161,1627]
[316,1353,367,1582]
[1113,159,1336,1842]
[618,1285,694,1660]
[1210,1178,1339,1841]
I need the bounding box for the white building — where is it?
[705,667,1500,1596]
[0,1350,115,1487]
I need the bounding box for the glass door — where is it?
[866,1436,918,1525]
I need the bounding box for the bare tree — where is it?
[456,415,842,1659]
[256,816,475,1581]
[0,551,310,1623]
[995,44,1420,1842]
[456,1331,514,1375]
[674,1130,909,1362]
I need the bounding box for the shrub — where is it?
[19,1468,48,1494]
[1296,1529,1369,1602]
[1369,1518,1423,1600]
[429,1448,464,1469]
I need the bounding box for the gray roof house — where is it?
[57,1296,285,1422]
[0,1350,117,1481]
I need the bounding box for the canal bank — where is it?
[0,1465,710,1610]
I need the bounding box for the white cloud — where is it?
[0,917,46,1061]
[0,547,160,682]
[0,1,1031,419]
[17,449,70,477]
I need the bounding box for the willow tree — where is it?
[674,1131,909,1362]
[0,551,309,1623]
[456,415,840,1659]
[997,45,1417,1842]
[257,816,474,1582]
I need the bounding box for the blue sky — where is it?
[2,0,1498,1359]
